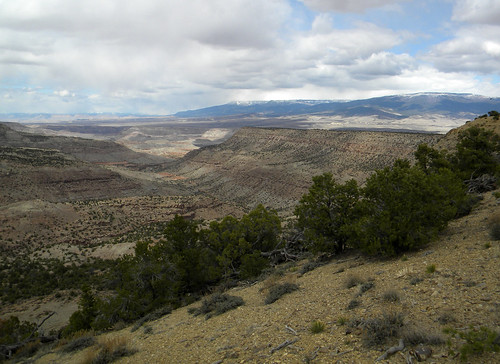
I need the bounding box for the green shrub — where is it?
[452,126,500,179]
[0,316,37,346]
[63,285,98,337]
[445,326,500,361]
[240,251,269,279]
[356,161,466,256]
[310,320,326,334]
[294,173,361,253]
[426,264,436,274]
[264,283,299,304]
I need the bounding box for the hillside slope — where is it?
[33,190,500,364]
[163,128,441,213]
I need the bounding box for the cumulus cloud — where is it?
[425,25,500,74]
[452,0,500,25]
[424,1,500,75]
[299,0,406,13]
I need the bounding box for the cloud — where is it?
[299,0,405,13]
[452,0,500,25]
[0,0,498,114]
[424,1,500,75]
[425,25,500,74]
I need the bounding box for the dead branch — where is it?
[466,174,496,193]
[375,339,404,362]
[334,348,354,356]
[270,338,299,354]
[261,248,299,264]
[27,311,56,341]
[285,325,298,336]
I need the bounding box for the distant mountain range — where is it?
[175,93,500,119]
[1,93,498,124]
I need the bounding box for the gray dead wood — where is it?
[261,248,299,264]
[375,339,405,362]
[285,325,298,335]
[270,338,299,354]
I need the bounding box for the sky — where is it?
[1,0,499,115]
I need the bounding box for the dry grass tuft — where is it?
[344,274,365,289]
[81,336,137,364]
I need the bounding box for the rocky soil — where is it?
[32,191,500,364]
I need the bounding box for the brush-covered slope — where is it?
[33,190,500,364]
[164,128,441,213]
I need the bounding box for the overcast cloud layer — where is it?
[0,0,499,114]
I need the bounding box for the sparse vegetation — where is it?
[489,212,500,240]
[358,281,374,295]
[188,293,244,319]
[426,264,436,274]
[351,312,405,348]
[410,276,423,285]
[437,312,456,325]
[401,326,444,346]
[336,317,348,326]
[62,334,96,353]
[0,257,118,304]
[264,282,299,305]
[309,320,326,334]
[81,336,137,364]
[131,306,172,332]
[382,289,401,302]
[445,326,500,362]
[299,260,322,275]
[347,299,361,310]
[344,274,364,289]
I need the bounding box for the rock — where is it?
[412,346,432,362]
